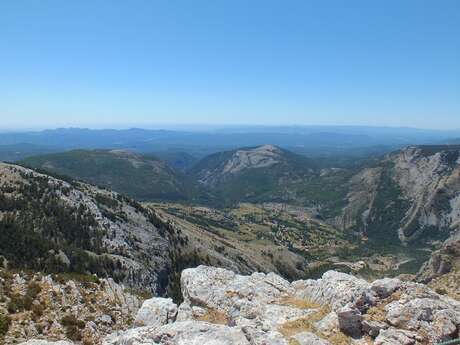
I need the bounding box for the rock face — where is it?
[335,145,460,244]
[99,266,460,345]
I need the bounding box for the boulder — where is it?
[337,305,362,337]
[374,328,419,345]
[370,278,402,299]
[362,319,387,338]
[134,297,178,327]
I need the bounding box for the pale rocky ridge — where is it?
[335,145,460,245]
[197,145,284,186]
[23,266,460,344]
[192,144,311,188]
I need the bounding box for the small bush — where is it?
[32,303,45,318]
[0,313,10,336]
[61,314,85,341]
[7,294,25,313]
[435,287,448,295]
[65,325,82,341]
[27,281,42,299]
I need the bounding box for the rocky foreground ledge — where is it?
[21,266,460,345]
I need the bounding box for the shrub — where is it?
[32,303,45,318]
[27,281,42,299]
[61,314,85,341]
[0,313,10,336]
[7,294,25,313]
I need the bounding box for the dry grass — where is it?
[196,308,230,325]
[364,290,401,323]
[225,290,244,299]
[278,305,330,337]
[279,304,353,345]
[327,331,353,345]
[274,296,321,310]
[428,270,460,301]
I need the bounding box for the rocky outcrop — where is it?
[99,266,460,345]
[334,145,460,245]
[1,270,142,344]
[418,230,460,283]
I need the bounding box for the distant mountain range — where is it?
[2,126,460,160]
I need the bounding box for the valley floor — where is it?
[147,202,433,282]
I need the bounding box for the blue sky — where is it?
[0,0,459,129]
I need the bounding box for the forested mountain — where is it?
[20,149,194,201]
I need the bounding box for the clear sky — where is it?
[0,0,459,129]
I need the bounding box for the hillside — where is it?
[0,162,173,294]
[150,151,198,172]
[20,149,192,201]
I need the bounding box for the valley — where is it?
[1,142,460,344]
[149,202,432,281]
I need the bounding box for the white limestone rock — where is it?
[291,332,331,345]
[104,321,250,345]
[19,341,74,345]
[370,278,402,299]
[292,271,370,311]
[134,297,178,327]
[374,328,419,345]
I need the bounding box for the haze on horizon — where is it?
[1,0,459,130]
